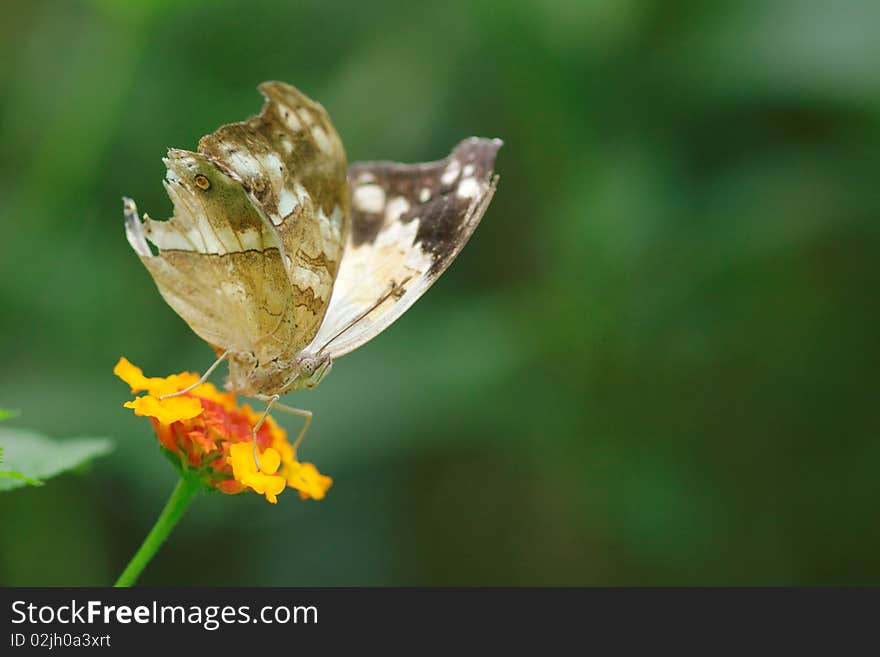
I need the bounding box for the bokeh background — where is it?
[1,0,879,586]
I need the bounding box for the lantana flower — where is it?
[114,357,332,504]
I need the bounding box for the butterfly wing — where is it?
[300,137,501,360]
[126,148,303,362]
[197,81,349,348]
[125,82,349,393]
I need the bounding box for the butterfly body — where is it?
[125,81,500,397]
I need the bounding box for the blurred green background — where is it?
[1,0,879,586]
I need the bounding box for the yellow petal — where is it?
[273,438,295,467]
[124,394,203,424]
[286,460,333,500]
[227,443,286,503]
[247,472,286,504]
[256,447,281,475]
[114,357,200,397]
[113,357,154,393]
[161,372,201,396]
[228,442,257,475]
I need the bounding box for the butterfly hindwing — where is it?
[301,137,502,359]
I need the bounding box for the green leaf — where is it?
[0,427,114,492]
[0,408,19,421]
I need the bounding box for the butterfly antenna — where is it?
[159,350,230,400]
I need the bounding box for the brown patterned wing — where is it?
[300,138,502,360]
[124,82,349,395]
[123,151,300,367]
[197,81,349,345]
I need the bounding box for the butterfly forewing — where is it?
[126,150,299,362]
[197,81,349,348]
[126,82,349,394]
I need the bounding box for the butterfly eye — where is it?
[194,174,211,190]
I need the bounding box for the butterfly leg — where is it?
[251,394,280,471]
[253,394,313,455]
[159,350,230,400]
[270,402,313,455]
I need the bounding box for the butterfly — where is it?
[123,81,500,430]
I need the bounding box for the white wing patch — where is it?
[353,184,385,213]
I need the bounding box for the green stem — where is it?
[114,476,200,587]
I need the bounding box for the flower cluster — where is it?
[114,357,331,504]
